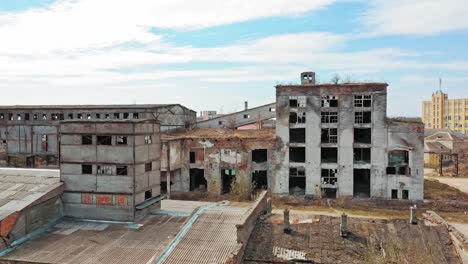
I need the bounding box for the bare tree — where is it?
[330,74,341,84]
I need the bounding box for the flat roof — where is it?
[0,168,62,221]
[276,82,388,88]
[0,104,197,113]
[162,128,276,140]
[59,118,159,124]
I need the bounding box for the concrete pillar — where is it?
[410,205,417,225]
[340,213,348,237]
[244,101,248,110]
[283,209,291,234]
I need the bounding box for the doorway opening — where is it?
[353,169,371,198]
[190,169,206,192]
[221,169,235,194]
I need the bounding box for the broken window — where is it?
[321,128,338,143]
[354,128,371,144]
[387,150,410,175]
[97,165,113,175]
[190,169,207,191]
[289,167,305,195]
[87,114,92,119]
[33,114,38,120]
[0,113,4,120]
[42,114,48,120]
[51,113,59,120]
[68,113,73,119]
[289,112,306,124]
[243,114,250,119]
[269,107,276,112]
[252,170,268,190]
[82,164,92,174]
[402,190,409,200]
[25,113,30,121]
[77,114,83,119]
[218,120,225,125]
[96,113,101,119]
[59,114,64,120]
[133,113,139,119]
[145,190,152,200]
[290,128,306,143]
[289,96,306,108]
[117,136,127,145]
[123,113,129,119]
[222,169,236,194]
[354,148,371,164]
[8,113,13,121]
[190,152,196,163]
[82,135,93,145]
[252,149,267,163]
[353,169,371,198]
[16,114,22,121]
[321,95,338,107]
[321,148,338,163]
[354,95,372,107]
[114,113,120,119]
[391,189,398,199]
[355,112,371,123]
[321,112,338,123]
[145,162,152,172]
[289,147,305,163]
[116,166,128,176]
[105,114,110,119]
[144,135,152,144]
[321,169,337,185]
[97,136,112,145]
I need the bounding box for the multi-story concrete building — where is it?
[60,119,161,221]
[422,91,468,135]
[274,73,424,200]
[0,104,195,168]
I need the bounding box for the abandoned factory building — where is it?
[274,72,424,200]
[0,104,195,169]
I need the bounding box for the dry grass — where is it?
[363,239,433,264]
[424,178,468,200]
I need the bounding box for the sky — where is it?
[0,0,467,116]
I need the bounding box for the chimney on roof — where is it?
[244,101,248,110]
[301,72,316,84]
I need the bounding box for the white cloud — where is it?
[362,0,468,35]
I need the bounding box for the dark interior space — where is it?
[289,99,298,108]
[252,149,267,163]
[354,148,371,163]
[289,112,306,124]
[355,111,371,123]
[321,128,337,143]
[391,189,398,199]
[252,170,268,190]
[160,181,173,194]
[144,190,152,200]
[222,169,235,194]
[97,135,112,145]
[321,169,337,185]
[387,150,410,175]
[354,128,371,144]
[190,151,196,163]
[353,169,371,198]
[290,128,306,143]
[289,176,305,195]
[402,190,409,200]
[190,169,206,191]
[321,148,338,163]
[289,147,306,163]
[322,188,337,198]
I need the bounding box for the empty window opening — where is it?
[117,136,127,145]
[145,190,152,200]
[289,112,306,124]
[114,113,120,119]
[354,95,372,107]
[243,114,250,119]
[41,134,48,152]
[321,169,337,186]
[289,167,305,195]
[97,136,112,145]
[355,112,371,124]
[86,114,91,119]
[353,169,371,198]
[8,114,13,121]
[105,114,110,119]
[321,112,338,123]
[289,96,306,108]
[252,170,268,190]
[116,166,128,176]
[354,128,371,144]
[269,107,276,112]
[82,135,93,145]
[218,120,225,125]
[25,113,30,120]
[16,114,22,121]
[68,113,73,119]
[354,148,371,164]
[387,150,410,175]
[289,147,305,163]
[59,113,64,120]
[290,128,305,143]
[82,164,92,174]
[160,181,173,194]
[190,169,206,191]
[96,113,101,119]
[222,169,236,194]
[252,149,267,163]
[77,113,83,119]
[97,165,113,175]
[402,190,409,200]
[321,128,338,144]
[322,188,337,198]
[42,114,47,120]
[51,113,59,120]
[321,95,338,107]
[0,113,4,120]
[145,162,152,172]
[190,152,196,163]
[321,148,338,163]
[33,114,38,120]
[391,189,398,199]
[144,135,152,144]
[133,113,139,119]
[123,113,129,119]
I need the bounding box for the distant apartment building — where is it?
[198,110,219,121]
[273,72,424,200]
[422,91,468,135]
[0,104,195,168]
[60,119,161,221]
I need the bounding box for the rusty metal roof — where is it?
[424,141,452,154]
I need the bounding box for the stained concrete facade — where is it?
[0,104,195,168]
[60,120,161,221]
[161,129,275,196]
[274,78,424,200]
